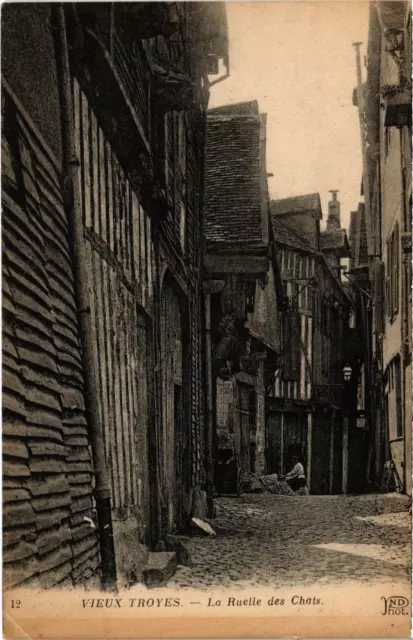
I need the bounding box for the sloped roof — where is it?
[205,101,265,247]
[270,193,322,218]
[271,217,314,253]
[208,101,259,116]
[320,228,350,257]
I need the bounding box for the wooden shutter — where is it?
[374,260,385,333]
[386,238,391,319]
[283,312,300,381]
[395,356,403,437]
[394,222,399,315]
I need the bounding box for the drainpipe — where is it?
[203,289,214,518]
[51,4,117,590]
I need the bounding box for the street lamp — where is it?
[342,363,352,382]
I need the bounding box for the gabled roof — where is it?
[270,193,322,219]
[205,101,266,247]
[271,217,315,254]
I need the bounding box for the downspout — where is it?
[203,289,214,517]
[198,94,215,518]
[51,4,117,590]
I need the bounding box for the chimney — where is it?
[327,190,341,231]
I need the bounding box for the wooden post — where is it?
[307,413,312,492]
[51,4,117,590]
[204,291,213,517]
[329,412,335,494]
[254,352,267,475]
[280,412,284,475]
[203,280,224,516]
[342,415,349,494]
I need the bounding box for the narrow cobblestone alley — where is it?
[169,494,411,591]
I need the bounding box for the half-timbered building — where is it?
[2,1,229,589]
[268,193,356,494]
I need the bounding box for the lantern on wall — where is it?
[342,363,352,382]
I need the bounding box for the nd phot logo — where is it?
[381,596,409,616]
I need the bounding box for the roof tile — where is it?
[270,193,321,218]
[205,102,265,246]
[270,217,314,253]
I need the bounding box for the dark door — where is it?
[266,411,283,474]
[238,383,255,473]
[174,384,183,525]
[333,417,343,494]
[283,413,306,473]
[160,284,183,532]
[311,409,331,494]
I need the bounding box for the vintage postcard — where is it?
[2,1,412,638]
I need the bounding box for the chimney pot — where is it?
[327,190,341,230]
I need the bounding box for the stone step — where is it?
[142,551,177,588]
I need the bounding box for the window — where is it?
[395,357,402,438]
[295,254,300,279]
[387,357,403,438]
[290,283,299,311]
[385,126,391,159]
[386,222,400,321]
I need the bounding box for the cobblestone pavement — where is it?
[168,493,411,590]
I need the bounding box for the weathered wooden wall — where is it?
[150,44,206,499]
[160,283,183,531]
[73,79,152,545]
[275,248,314,401]
[2,84,100,588]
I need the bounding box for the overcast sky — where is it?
[209,1,370,231]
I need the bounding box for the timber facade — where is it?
[268,193,360,494]
[2,2,229,589]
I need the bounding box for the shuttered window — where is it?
[283,312,300,381]
[374,260,385,334]
[386,222,400,321]
[386,356,403,439]
[395,357,402,438]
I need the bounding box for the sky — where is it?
[209,1,370,232]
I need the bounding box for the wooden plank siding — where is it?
[275,250,314,402]
[2,86,100,588]
[73,79,152,540]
